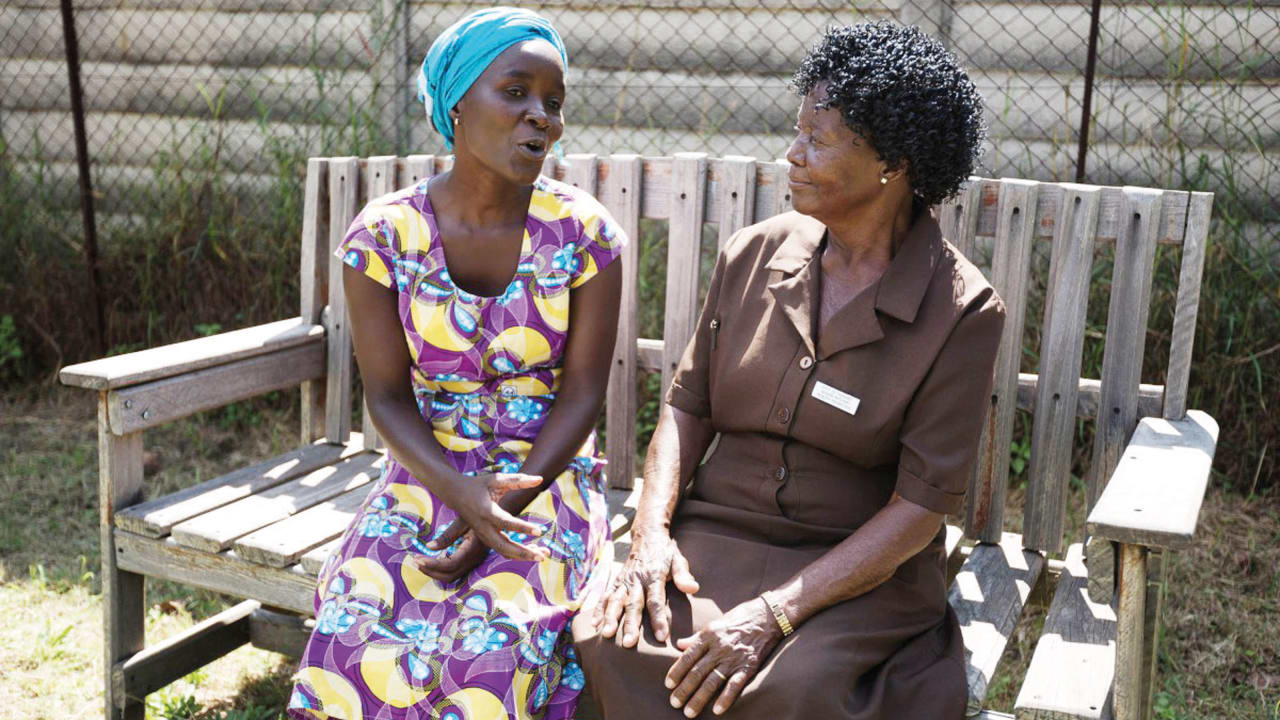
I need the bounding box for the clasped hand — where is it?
[594,530,783,717]
[413,472,549,583]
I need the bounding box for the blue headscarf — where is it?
[417,7,568,150]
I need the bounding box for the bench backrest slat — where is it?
[1024,185,1103,554]
[964,179,1040,543]
[1088,188,1163,506]
[601,155,645,490]
[324,157,361,445]
[716,156,758,250]
[301,154,1210,554]
[661,153,710,396]
[300,158,331,443]
[1164,192,1213,420]
[360,156,399,451]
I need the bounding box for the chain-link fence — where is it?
[2,1,1278,484]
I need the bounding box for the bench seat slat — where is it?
[1015,543,1115,720]
[950,532,1047,716]
[115,440,364,538]
[170,452,384,552]
[234,482,375,568]
[114,531,316,615]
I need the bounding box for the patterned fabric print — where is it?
[290,176,622,720]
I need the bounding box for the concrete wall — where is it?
[2,0,1277,219]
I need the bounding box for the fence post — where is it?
[899,0,952,46]
[58,0,106,356]
[373,0,411,154]
[1075,0,1104,183]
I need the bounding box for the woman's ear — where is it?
[882,161,909,184]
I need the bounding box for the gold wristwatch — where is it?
[760,590,794,636]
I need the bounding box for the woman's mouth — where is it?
[516,138,547,160]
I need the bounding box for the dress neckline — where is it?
[421,176,542,301]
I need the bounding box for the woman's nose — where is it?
[785,135,805,167]
[526,106,550,129]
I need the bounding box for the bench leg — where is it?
[1114,543,1147,720]
[99,395,146,720]
[1140,550,1167,720]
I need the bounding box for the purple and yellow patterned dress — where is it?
[288,175,626,720]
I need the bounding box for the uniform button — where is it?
[799,356,813,370]
[774,466,787,481]
[776,407,791,423]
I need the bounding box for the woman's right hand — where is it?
[596,528,700,647]
[434,472,551,562]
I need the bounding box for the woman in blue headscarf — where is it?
[288,8,626,719]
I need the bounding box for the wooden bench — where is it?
[60,152,1217,720]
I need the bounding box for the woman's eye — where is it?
[507,87,525,98]
[548,98,563,111]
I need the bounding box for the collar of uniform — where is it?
[763,209,943,359]
[763,212,825,358]
[872,209,943,324]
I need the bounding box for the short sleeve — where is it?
[336,208,398,289]
[568,205,628,289]
[664,247,728,418]
[894,292,1006,515]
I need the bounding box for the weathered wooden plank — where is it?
[1139,549,1166,720]
[170,452,384,553]
[106,341,326,435]
[564,152,599,195]
[715,155,757,249]
[325,156,360,444]
[948,181,984,259]
[401,154,435,185]
[601,154,643,490]
[60,318,322,391]
[752,159,791,223]
[300,158,330,444]
[249,607,313,658]
[1086,411,1218,551]
[300,538,342,576]
[99,394,145,720]
[949,533,1047,716]
[1089,188,1162,506]
[661,152,708,395]
[115,441,363,538]
[234,483,373,568]
[1113,544,1147,720]
[360,156,398,451]
[112,600,256,707]
[1023,185,1101,555]
[1015,374,1163,420]
[113,531,315,615]
[1163,192,1213,419]
[1015,543,1115,720]
[967,180,1039,543]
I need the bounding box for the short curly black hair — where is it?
[792,22,986,206]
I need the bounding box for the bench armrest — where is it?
[59,317,324,391]
[1086,410,1218,551]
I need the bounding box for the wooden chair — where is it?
[60,152,1216,720]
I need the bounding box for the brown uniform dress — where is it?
[573,209,1005,719]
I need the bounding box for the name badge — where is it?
[812,381,860,417]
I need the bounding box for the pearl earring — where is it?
[452,115,459,126]
[880,176,888,185]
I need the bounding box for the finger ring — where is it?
[710,668,727,681]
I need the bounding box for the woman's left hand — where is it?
[665,597,784,717]
[414,530,489,583]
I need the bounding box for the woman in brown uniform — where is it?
[573,23,1002,719]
